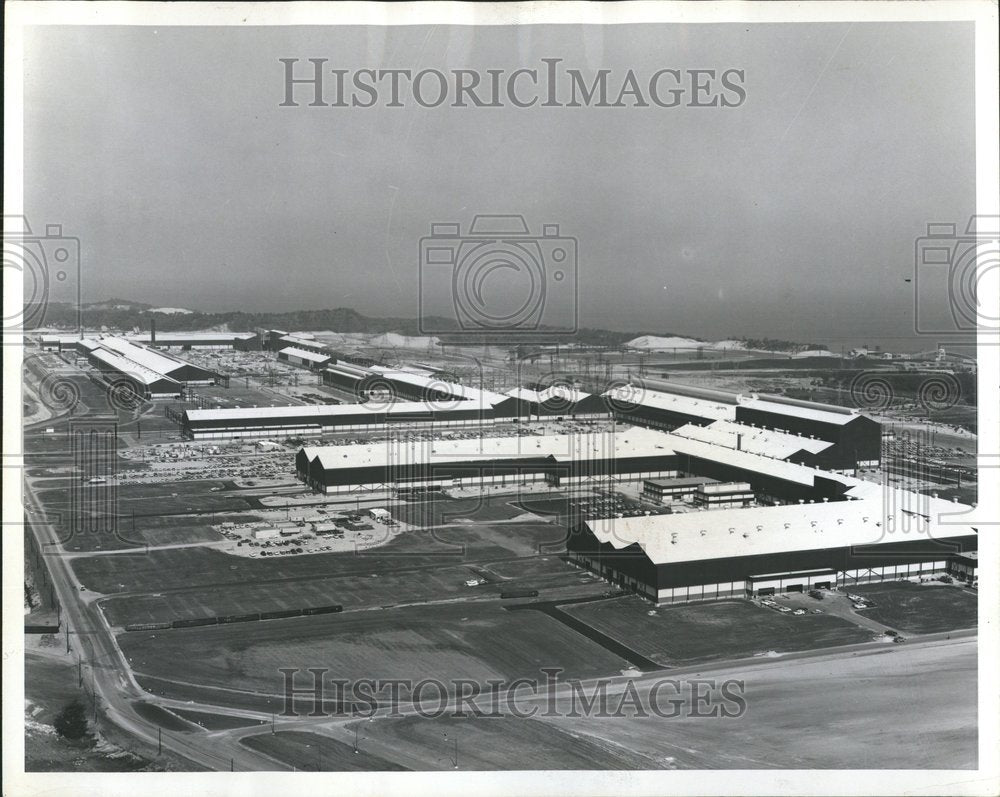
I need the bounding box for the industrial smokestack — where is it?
[150,318,156,345]
[736,433,742,451]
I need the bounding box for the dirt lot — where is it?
[563,597,872,666]
[118,602,627,698]
[851,581,978,634]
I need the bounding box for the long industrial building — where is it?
[604,379,880,471]
[504,385,609,421]
[41,331,259,351]
[89,348,183,399]
[735,395,881,470]
[568,484,977,603]
[296,427,679,494]
[277,347,332,369]
[183,397,508,439]
[94,337,220,385]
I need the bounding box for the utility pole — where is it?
[158,727,162,755]
[65,625,70,654]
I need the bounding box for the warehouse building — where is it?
[604,379,880,472]
[183,399,505,439]
[603,380,740,430]
[641,476,719,503]
[89,347,183,399]
[39,333,85,351]
[95,337,220,385]
[276,333,335,357]
[297,427,680,494]
[568,484,977,603]
[692,481,756,509]
[128,331,259,350]
[277,346,333,369]
[504,385,609,421]
[671,419,834,464]
[325,363,520,419]
[734,395,881,471]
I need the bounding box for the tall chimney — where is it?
[736,433,742,451]
[150,318,156,345]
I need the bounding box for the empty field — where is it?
[563,597,872,665]
[34,482,259,519]
[544,639,977,769]
[347,715,656,770]
[241,731,407,771]
[851,582,978,634]
[100,555,598,626]
[118,602,627,697]
[59,518,237,553]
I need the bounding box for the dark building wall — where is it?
[323,369,366,394]
[165,363,218,383]
[313,455,558,488]
[611,403,721,430]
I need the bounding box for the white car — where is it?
[792,609,806,616]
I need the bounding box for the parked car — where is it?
[792,609,806,616]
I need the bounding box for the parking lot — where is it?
[212,504,411,558]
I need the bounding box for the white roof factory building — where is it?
[605,380,881,471]
[89,348,183,399]
[277,346,333,369]
[94,337,220,385]
[296,427,680,494]
[568,481,977,604]
[182,396,509,440]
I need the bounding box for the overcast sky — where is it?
[24,22,975,348]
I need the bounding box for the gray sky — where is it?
[25,22,975,348]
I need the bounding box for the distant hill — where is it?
[29,299,821,351]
